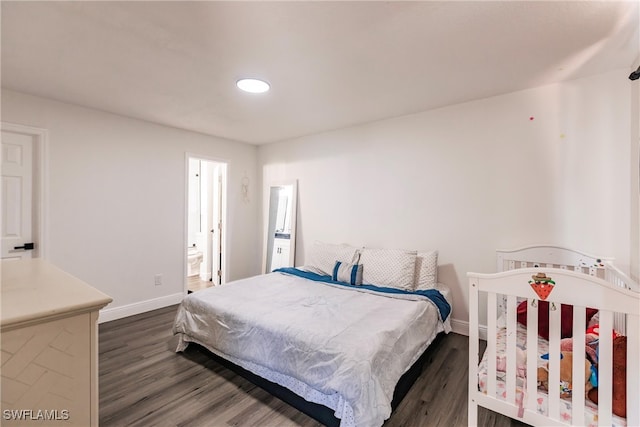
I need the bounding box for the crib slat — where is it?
[598,310,613,426]
[526,298,539,413]
[468,279,479,427]
[505,295,517,405]
[571,306,586,426]
[548,303,561,420]
[628,314,640,427]
[487,292,497,399]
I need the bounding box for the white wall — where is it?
[1,89,261,319]
[258,69,633,329]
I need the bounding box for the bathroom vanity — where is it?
[1,259,112,426]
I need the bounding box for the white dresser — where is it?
[1,259,112,426]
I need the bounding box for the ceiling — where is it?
[2,1,638,145]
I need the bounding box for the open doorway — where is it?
[186,155,227,293]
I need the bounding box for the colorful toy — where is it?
[528,272,555,300]
[586,324,620,340]
[537,351,593,399]
[559,334,599,366]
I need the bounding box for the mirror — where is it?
[263,180,297,273]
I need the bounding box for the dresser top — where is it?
[1,259,112,329]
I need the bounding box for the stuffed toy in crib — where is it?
[537,351,593,399]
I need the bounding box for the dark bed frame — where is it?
[186,332,444,426]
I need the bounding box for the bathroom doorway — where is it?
[186,155,227,293]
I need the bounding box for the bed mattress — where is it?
[478,324,626,426]
[173,270,451,427]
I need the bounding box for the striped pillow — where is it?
[332,261,363,286]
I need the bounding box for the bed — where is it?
[468,245,640,427]
[173,242,451,427]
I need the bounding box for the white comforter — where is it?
[173,271,449,427]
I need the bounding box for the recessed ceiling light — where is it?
[236,78,270,93]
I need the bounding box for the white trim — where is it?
[98,292,184,324]
[1,122,49,260]
[451,318,488,340]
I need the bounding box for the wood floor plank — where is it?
[99,305,524,426]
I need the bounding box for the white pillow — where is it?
[414,250,438,290]
[359,247,417,291]
[305,241,360,276]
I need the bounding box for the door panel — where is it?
[1,131,33,260]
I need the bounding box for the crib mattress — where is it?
[478,324,626,426]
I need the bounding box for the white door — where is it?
[203,161,224,284]
[1,130,34,260]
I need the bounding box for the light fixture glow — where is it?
[236,78,270,93]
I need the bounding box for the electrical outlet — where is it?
[154,274,162,286]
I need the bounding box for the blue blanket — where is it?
[274,267,451,321]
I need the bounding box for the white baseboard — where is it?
[98,292,184,324]
[450,318,488,341]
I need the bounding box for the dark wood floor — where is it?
[99,305,526,427]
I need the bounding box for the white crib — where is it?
[468,245,640,426]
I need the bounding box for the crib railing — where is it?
[496,245,638,334]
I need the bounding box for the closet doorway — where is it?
[186,155,227,293]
